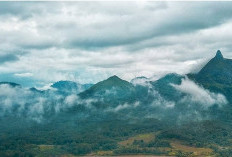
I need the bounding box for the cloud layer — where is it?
[0,76,228,123]
[0,84,95,122]
[1,2,232,86]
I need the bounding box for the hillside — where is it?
[79,75,136,101]
[51,80,92,95]
[188,50,232,102]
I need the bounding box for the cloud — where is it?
[171,78,228,108]
[186,58,210,74]
[0,84,74,121]
[14,72,33,77]
[148,88,176,109]
[1,2,232,85]
[0,54,19,64]
[0,76,227,124]
[0,84,30,113]
[0,82,105,122]
[107,101,140,112]
[37,83,55,90]
[64,94,78,107]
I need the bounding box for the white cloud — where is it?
[64,94,78,107]
[108,101,140,112]
[172,78,228,108]
[14,72,33,77]
[149,89,176,109]
[0,84,90,122]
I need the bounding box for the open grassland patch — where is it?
[38,145,54,151]
[169,140,214,157]
[119,133,156,146]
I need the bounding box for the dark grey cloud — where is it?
[0,2,60,19]
[0,54,19,64]
[59,2,232,49]
[2,2,232,50]
[0,2,29,16]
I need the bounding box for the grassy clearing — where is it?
[58,153,173,157]
[38,145,54,151]
[119,133,156,146]
[117,132,216,157]
[169,140,214,157]
[95,150,114,156]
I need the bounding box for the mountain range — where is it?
[51,80,93,95]
[1,50,232,156]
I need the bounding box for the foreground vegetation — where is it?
[1,117,232,157]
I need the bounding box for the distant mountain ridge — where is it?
[1,50,231,103]
[0,82,21,87]
[51,80,93,95]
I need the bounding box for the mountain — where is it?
[79,75,136,103]
[2,51,232,157]
[51,80,93,95]
[3,50,232,157]
[188,50,232,102]
[0,82,21,88]
[29,87,44,94]
[150,73,184,101]
[190,50,232,85]
[151,73,183,86]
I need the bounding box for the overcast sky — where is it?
[1,1,232,87]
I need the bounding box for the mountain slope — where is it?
[51,80,92,95]
[188,50,232,102]
[150,73,184,101]
[79,75,136,102]
[0,82,21,88]
[192,50,232,85]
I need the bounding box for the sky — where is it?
[1,1,232,87]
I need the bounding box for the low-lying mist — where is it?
[0,75,228,124]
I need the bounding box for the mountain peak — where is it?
[215,50,223,59]
[191,49,232,86]
[107,75,121,81]
[79,74,135,98]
